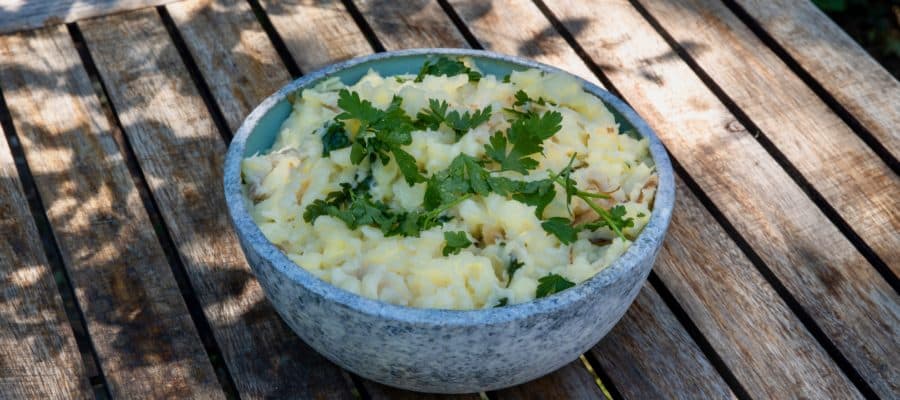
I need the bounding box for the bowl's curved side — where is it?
[237,230,657,393]
[223,48,675,392]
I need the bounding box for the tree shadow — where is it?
[519,17,590,57]
[0,0,720,398]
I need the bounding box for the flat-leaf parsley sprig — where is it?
[336,89,425,185]
[416,99,492,140]
[542,153,634,242]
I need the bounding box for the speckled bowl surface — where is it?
[224,49,674,393]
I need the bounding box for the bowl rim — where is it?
[224,48,675,326]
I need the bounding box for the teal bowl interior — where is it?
[243,54,638,157]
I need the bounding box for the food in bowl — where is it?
[240,57,658,310]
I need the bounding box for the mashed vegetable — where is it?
[242,58,658,309]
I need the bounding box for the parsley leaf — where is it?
[442,231,472,256]
[424,154,491,209]
[535,273,576,298]
[391,147,424,186]
[581,205,635,233]
[541,217,579,244]
[511,179,556,218]
[335,89,424,185]
[557,153,579,214]
[506,258,524,288]
[422,102,492,138]
[513,89,556,107]
[302,183,400,232]
[415,57,482,82]
[494,297,509,307]
[320,122,351,157]
[416,99,492,140]
[485,110,563,174]
[304,180,463,238]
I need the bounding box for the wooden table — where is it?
[0,0,897,398]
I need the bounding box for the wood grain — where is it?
[368,1,736,397]
[355,3,631,397]
[732,0,900,161]
[0,0,175,34]
[492,360,607,400]
[543,0,899,397]
[78,9,355,399]
[591,282,736,400]
[168,2,486,397]
[257,0,372,73]
[446,0,597,86]
[634,0,900,277]
[0,24,224,399]
[362,382,481,400]
[0,117,90,399]
[352,0,468,49]
[166,0,291,133]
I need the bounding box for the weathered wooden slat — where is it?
[445,0,597,85]
[257,0,372,73]
[0,24,224,399]
[353,2,621,396]
[77,9,355,399]
[492,361,607,399]
[591,282,736,399]
[363,382,481,400]
[634,0,900,277]
[447,1,871,398]
[0,121,90,399]
[169,1,475,397]
[166,0,291,133]
[542,0,899,397]
[0,0,175,34]
[731,0,900,160]
[352,0,468,49]
[361,1,734,397]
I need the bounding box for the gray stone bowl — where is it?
[224,49,674,393]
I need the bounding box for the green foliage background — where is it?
[812,0,899,77]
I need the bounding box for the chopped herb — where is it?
[513,89,556,107]
[541,217,579,244]
[545,152,633,241]
[415,57,482,82]
[484,110,563,174]
[494,297,509,307]
[510,178,556,219]
[501,74,511,83]
[335,89,424,185]
[536,273,576,298]
[416,99,492,139]
[580,205,634,235]
[424,154,491,209]
[442,231,472,256]
[637,212,646,218]
[320,122,351,157]
[506,258,524,288]
[304,182,466,238]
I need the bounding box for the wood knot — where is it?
[725,120,746,133]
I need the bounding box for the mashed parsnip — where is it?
[242,59,657,309]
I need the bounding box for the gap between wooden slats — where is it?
[0,0,178,34]
[65,21,243,399]
[159,0,601,397]
[75,7,357,399]
[537,0,898,398]
[626,0,900,283]
[0,97,93,399]
[723,0,900,169]
[0,25,227,399]
[440,1,882,398]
